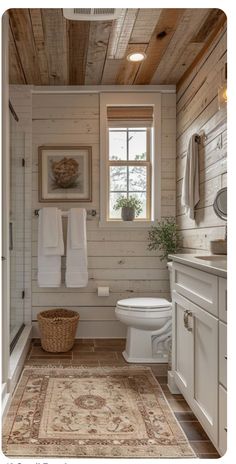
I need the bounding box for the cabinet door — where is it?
[191,303,218,443]
[172,291,193,403]
[173,291,218,444]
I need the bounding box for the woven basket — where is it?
[37,308,80,352]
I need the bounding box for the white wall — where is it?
[31,89,176,338]
[176,25,227,252]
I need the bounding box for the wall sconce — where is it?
[218,63,227,110]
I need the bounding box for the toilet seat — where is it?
[116,297,171,312]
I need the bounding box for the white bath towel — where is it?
[65,208,88,288]
[181,134,200,220]
[38,208,64,287]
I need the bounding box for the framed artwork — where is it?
[38,146,92,202]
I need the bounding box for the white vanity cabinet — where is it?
[171,261,227,455]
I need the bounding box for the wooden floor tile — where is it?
[72,351,117,360]
[167,398,191,412]
[179,421,209,441]
[72,345,94,352]
[191,440,219,454]
[94,338,126,347]
[198,453,220,459]
[155,375,168,385]
[174,411,198,422]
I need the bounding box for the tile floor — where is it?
[25,338,220,459]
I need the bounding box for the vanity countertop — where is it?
[168,253,227,278]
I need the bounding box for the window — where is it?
[108,127,151,220]
[100,93,161,227]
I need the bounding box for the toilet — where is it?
[115,262,173,363]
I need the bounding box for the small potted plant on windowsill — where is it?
[147,217,182,261]
[114,196,142,221]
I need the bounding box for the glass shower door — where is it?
[9,112,25,347]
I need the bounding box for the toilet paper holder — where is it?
[97,287,110,297]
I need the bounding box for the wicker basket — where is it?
[37,308,80,352]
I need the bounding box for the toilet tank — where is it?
[167,261,173,298]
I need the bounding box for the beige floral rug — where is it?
[3,366,196,458]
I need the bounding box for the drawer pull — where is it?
[224,427,227,432]
[224,355,227,360]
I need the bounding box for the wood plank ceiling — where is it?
[8,8,226,86]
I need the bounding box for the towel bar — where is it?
[34,208,97,217]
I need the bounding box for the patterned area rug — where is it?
[3,366,196,458]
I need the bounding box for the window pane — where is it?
[129,166,147,191]
[110,166,127,191]
[109,130,127,160]
[129,192,147,219]
[128,130,147,160]
[109,192,127,219]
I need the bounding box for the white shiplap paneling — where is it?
[32,90,176,337]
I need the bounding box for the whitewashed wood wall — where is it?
[176,25,227,252]
[31,91,176,338]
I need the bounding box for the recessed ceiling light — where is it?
[127,52,147,63]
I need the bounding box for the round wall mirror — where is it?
[213,187,227,221]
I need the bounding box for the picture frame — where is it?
[38,145,92,202]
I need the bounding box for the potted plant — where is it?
[148,217,181,261]
[114,195,142,221]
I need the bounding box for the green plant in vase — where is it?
[114,196,143,221]
[148,217,181,261]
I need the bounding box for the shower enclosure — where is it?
[9,108,25,350]
[2,13,32,415]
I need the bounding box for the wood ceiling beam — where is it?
[41,9,68,85]
[68,20,90,85]
[101,59,123,85]
[191,9,225,43]
[8,23,26,84]
[9,8,41,84]
[134,9,184,85]
[130,8,162,43]
[29,9,49,85]
[177,12,226,91]
[151,9,210,85]
[85,21,112,85]
[107,9,138,59]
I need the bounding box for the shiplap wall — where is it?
[176,25,227,252]
[9,85,32,325]
[31,91,176,338]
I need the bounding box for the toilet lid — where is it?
[116,297,171,312]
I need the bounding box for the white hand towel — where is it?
[41,208,64,256]
[38,208,64,287]
[65,209,88,288]
[70,207,85,249]
[181,134,200,220]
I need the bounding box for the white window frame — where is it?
[100,92,161,228]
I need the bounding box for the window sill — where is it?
[99,220,156,229]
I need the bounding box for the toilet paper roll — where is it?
[97,286,110,297]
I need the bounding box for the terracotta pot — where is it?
[121,206,135,221]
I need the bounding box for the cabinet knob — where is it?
[224,355,227,360]
[224,427,227,432]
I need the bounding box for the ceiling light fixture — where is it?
[127,52,147,63]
